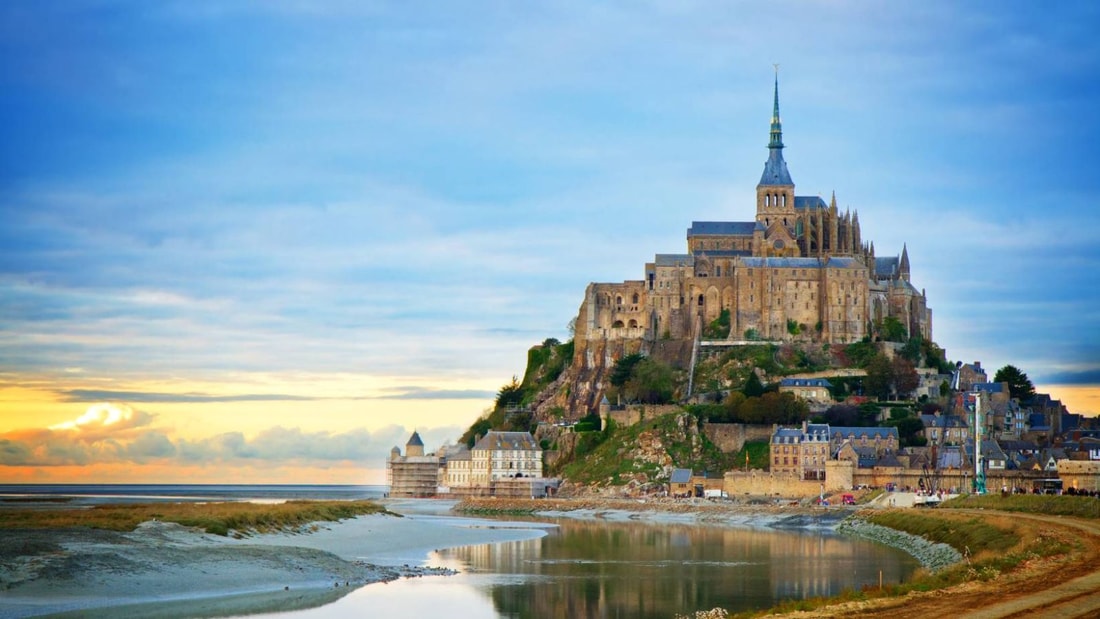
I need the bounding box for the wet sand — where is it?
[0,501,550,619]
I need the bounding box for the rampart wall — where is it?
[702,423,773,453]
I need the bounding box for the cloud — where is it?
[48,402,155,433]
[0,403,464,470]
[1038,368,1100,387]
[56,390,318,403]
[374,386,496,400]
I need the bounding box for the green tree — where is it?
[889,416,927,447]
[786,319,801,336]
[624,358,675,404]
[900,336,922,363]
[704,309,731,339]
[878,316,907,342]
[723,391,747,420]
[495,376,525,409]
[993,364,1036,402]
[740,392,808,425]
[857,402,882,426]
[892,355,920,398]
[818,404,859,426]
[864,353,893,399]
[610,353,645,387]
[742,371,765,398]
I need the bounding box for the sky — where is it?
[2,1,1099,485]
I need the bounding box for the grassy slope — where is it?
[0,500,391,536]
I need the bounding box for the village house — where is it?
[470,430,544,485]
[920,412,969,445]
[828,426,899,455]
[778,378,833,404]
[770,422,832,481]
[389,430,552,498]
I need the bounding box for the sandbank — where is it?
[0,500,551,619]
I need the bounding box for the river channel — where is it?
[242,515,921,618]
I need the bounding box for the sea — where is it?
[0,485,920,618]
[0,483,388,508]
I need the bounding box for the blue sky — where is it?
[2,1,1099,482]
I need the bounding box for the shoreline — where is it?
[7,496,1095,618]
[0,501,551,619]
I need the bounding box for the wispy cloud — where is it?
[56,390,318,404]
[374,386,496,401]
[0,403,463,468]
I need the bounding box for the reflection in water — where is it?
[446,520,917,618]
[240,518,919,619]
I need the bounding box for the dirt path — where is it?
[781,510,1100,619]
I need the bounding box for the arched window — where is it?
[698,294,704,306]
[612,320,624,328]
[632,292,639,304]
[628,319,638,328]
[616,295,623,306]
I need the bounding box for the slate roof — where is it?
[654,254,693,267]
[741,257,824,269]
[692,249,753,258]
[1028,412,1050,431]
[938,446,964,469]
[780,378,833,388]
[688,221,758,236]
[874,257,899,278]
[670,468,693,483]
[875,452,903,468]
[854,446,878,468]
[773,427,804,443]
[972,382,1006,393]
[760,148,793,186]
[794,196,827,210]
[473,431,540,452]
[830,426,899,442]
[406,431,424,447]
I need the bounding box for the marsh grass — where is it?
[0,500,391,536]
[728,508,1074,618]
[943,493,1100,519]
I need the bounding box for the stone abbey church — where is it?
[578,77,932,346]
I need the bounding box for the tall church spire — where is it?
[759,66,793,187]
[769,68,783,149]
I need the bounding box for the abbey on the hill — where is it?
[578,75,931,345]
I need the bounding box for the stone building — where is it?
[829,426,899,455]
[778,378,833,403]
[771,422,831,481]
[575,74,932,351]
[389,430,551,498]
[470,431,544,487]
[387,431,444,498]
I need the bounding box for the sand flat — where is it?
[0,507,551,619]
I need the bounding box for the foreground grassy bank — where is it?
[723,497,1092,618]
[944,492,1100,519]
[0,499,391,536]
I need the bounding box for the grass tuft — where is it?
[0,500,392,536]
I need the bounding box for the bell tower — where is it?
[756,68,795,226]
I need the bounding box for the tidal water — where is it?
[240,517,921,619]
[2,486,920,617]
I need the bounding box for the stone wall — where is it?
[702,423,773,453]
[601,404,682,429]
[849,468,1049,494]
[724,461,852,498]
[1057,460,1100,493]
